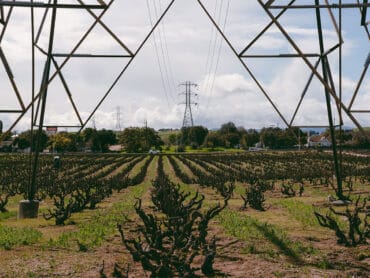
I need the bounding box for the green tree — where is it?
[218,122,241,148]
[168,133,177,145]
[96,129,117,152]
[221,133,240,148]
[260,127,280,149]
[219,122,238,134]
[245,129,260,147]
[119,127,163,153]
[289,127,306,148]
[49,132,72,152]
[180,126,208,148]
[49,132,83,152]
[81,128,117,152]
[119,127,141,153]
[352,131,370,148]
[203,131,223,149]
[260,127,303,149]
[82,128,96,143]
[143,127,163,152]
[190,126,208,146]
[14,130,49,151]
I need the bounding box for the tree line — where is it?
[1,121,370,153]
[169,122,306,150]
[0,127,162,153]
[166,122,370,150]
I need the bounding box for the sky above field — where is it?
[0,0,369,132]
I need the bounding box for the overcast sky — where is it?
[0,0,369,132]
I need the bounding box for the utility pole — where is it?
[144,119,148,151]
[179,81,198,128]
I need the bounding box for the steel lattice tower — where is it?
[179,81,198,128]
[115,106,122,131]
[0,0,369,207]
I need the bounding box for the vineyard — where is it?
[0,151,369,276]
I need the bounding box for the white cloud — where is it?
[1,0,369,132]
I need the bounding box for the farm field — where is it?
[0,151,369,277]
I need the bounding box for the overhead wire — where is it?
[202,0,222,99]
[145,0,171,109]
[153,0,174,103]
[206,0,230,107]
[157,0,177,102]
[201,0,219,95]
[204,0,231,117]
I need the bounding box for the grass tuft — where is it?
[274,199,319,228]
[0,225,42,250]
[48,182,149,251]
[218,209,316,263]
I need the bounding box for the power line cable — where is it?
[153,0,176,103]
[157,0,177,100]
[145,0,171,109]
[205,0,226,97]
[203,0,222,98]
[201,0,219,94]
[203,0,231,119]
[206,0,230,111]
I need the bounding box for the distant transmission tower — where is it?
[179,81,198,128]
[115,106,122,131]
[92,115,97,129]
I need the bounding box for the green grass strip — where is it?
[0,225,42,250]
[48,184,148,251]
[274,199,320,228]
[218,209,316,262]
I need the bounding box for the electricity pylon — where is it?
[179,81,198,128]
[115,106,122,131]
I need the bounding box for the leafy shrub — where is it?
[242,184,265,211]
[281,182,296,197]
[119,173,231,277]
[241,178,270,211]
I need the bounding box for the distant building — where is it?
[109,144,123,152]
[306,135,332,148]
[255,141,265,149]
[46,126,58,136]
[248,141,266,152]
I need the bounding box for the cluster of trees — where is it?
[166,122,306,150]
[2,121,370,153]
[258,126,306,149]
[329,129,370,148]
[166,123,370,150]
[6,127,163,153]
[118,127,163,153]
[10,128,117,153]
[203,122,261,149]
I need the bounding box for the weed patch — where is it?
[218,209,316,263]
[274,199,320,228]
[48,183,148,250]
[0,225,42,250]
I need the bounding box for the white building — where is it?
[306,135,332,148]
